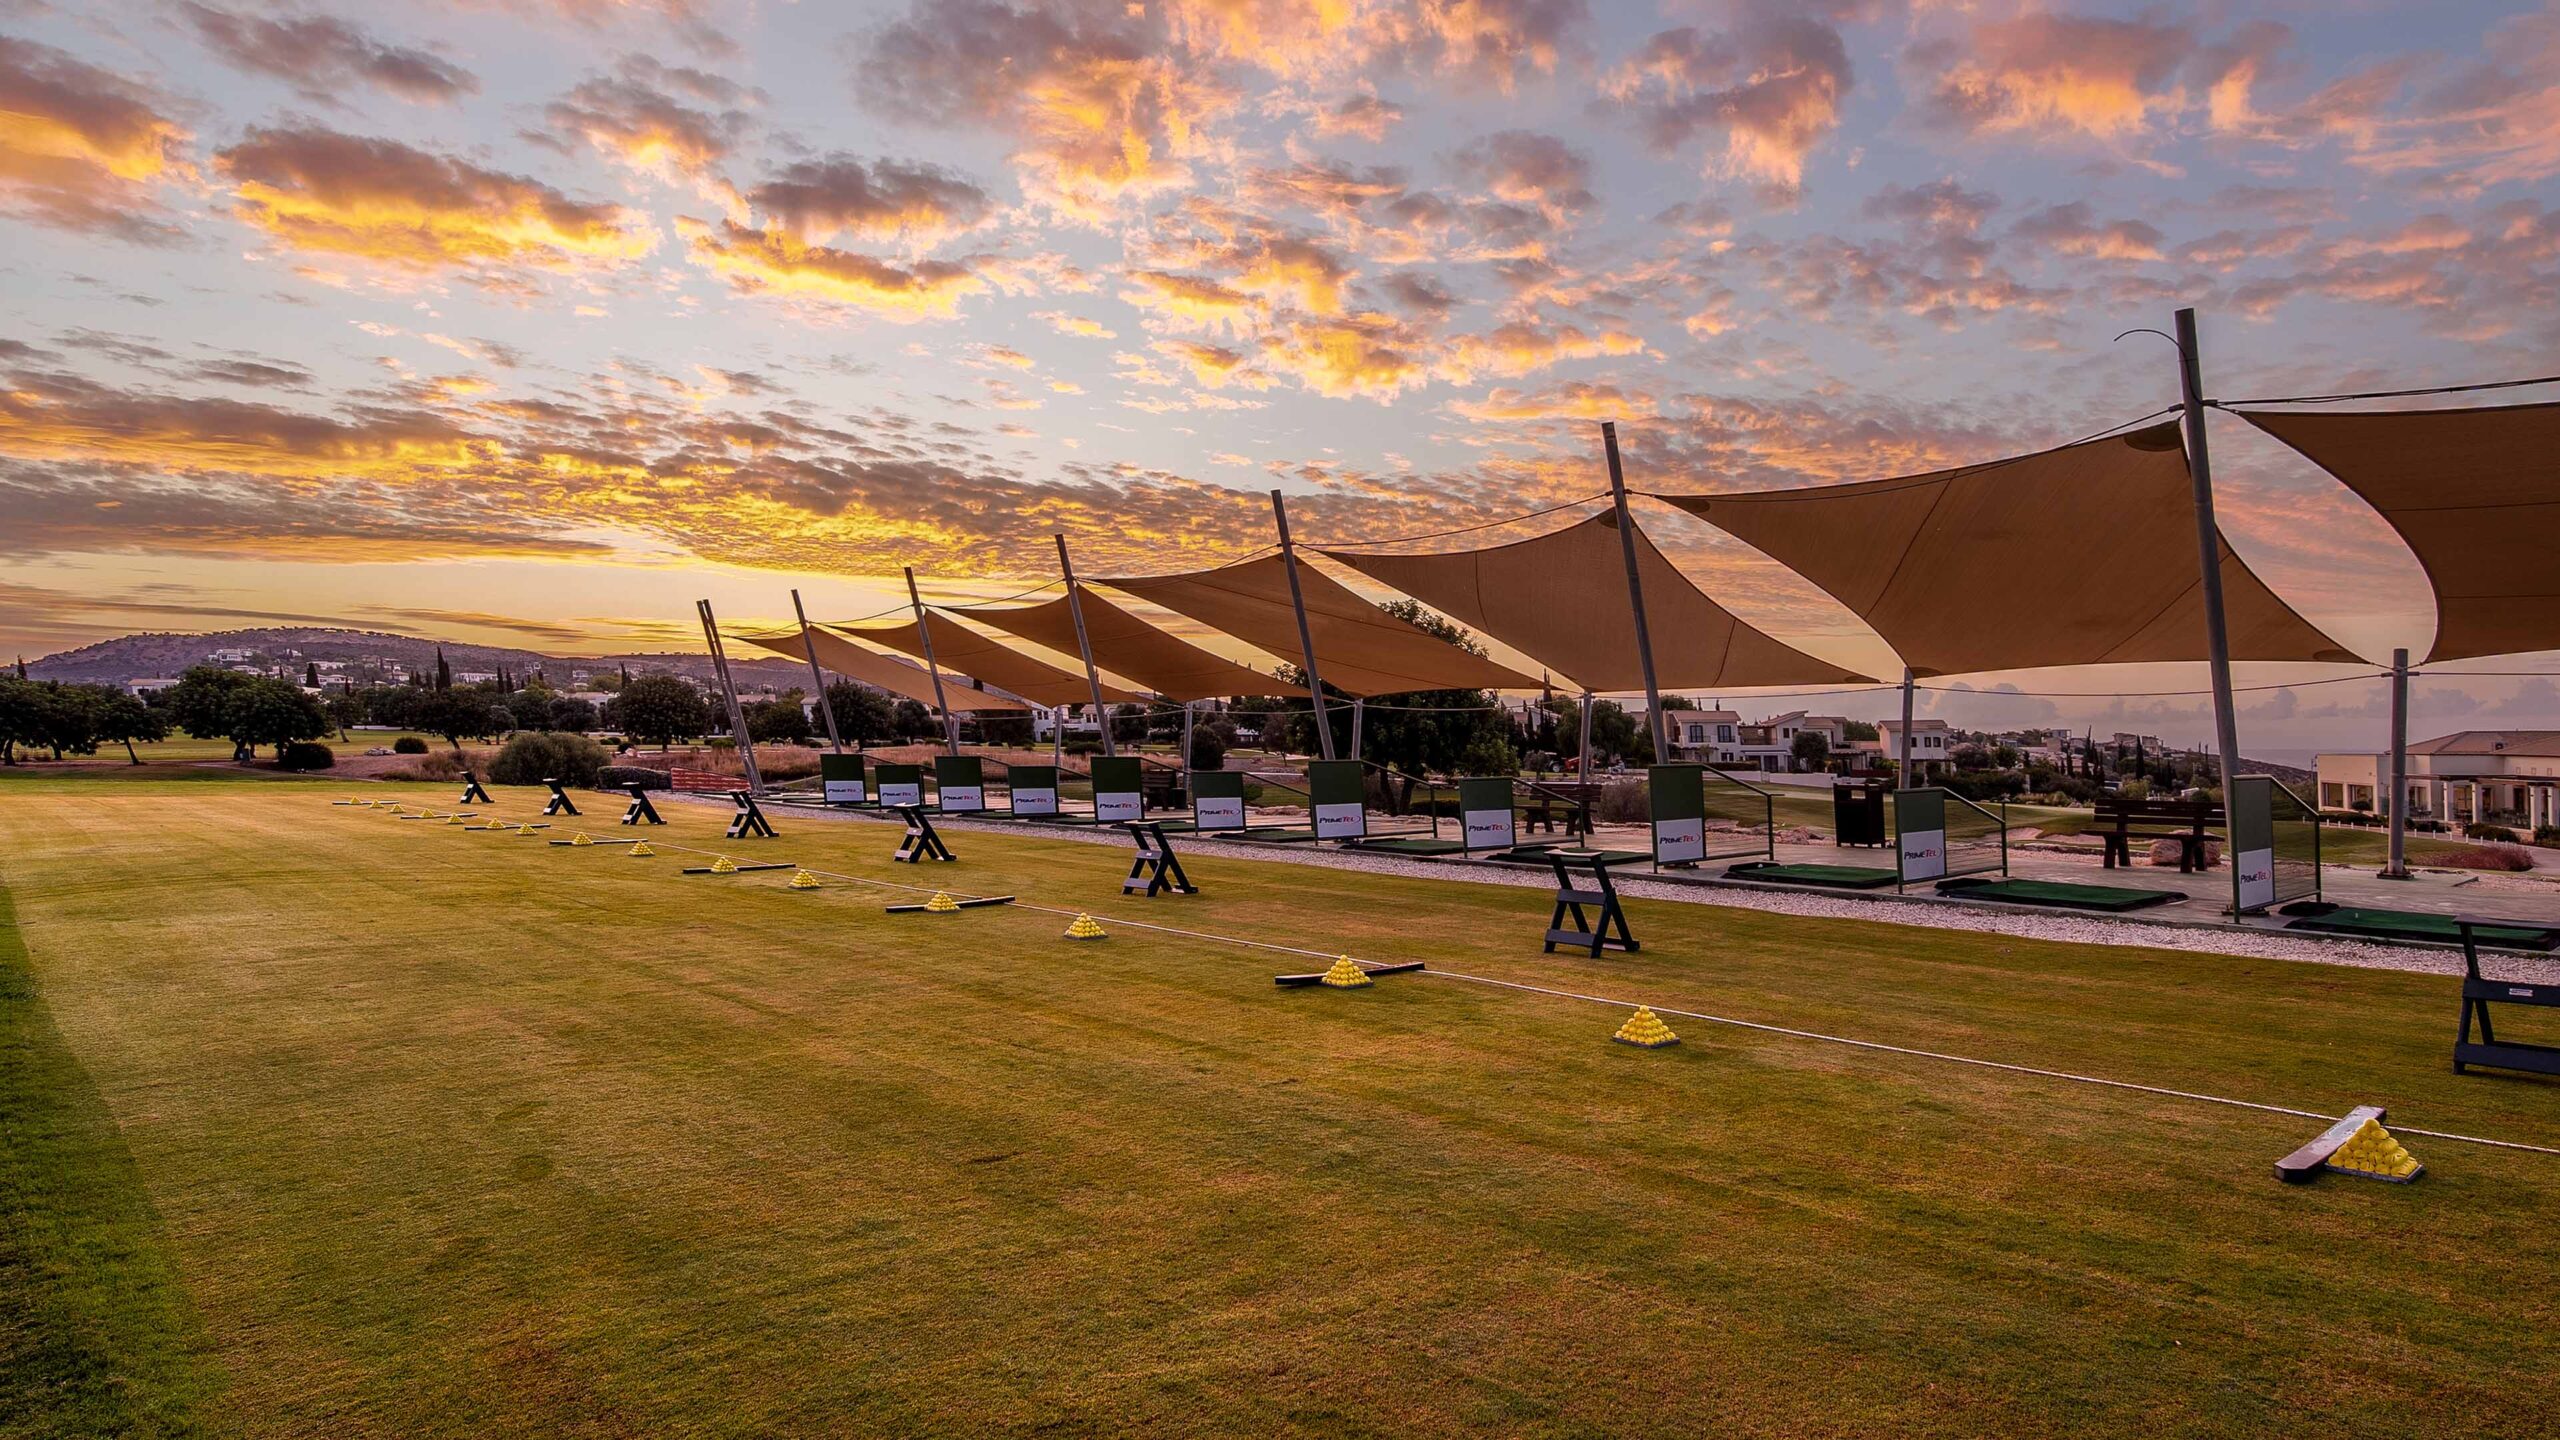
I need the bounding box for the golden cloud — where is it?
[1437,322,1644,383]
[217,127,655,276]
[0,36,192,240]
[678,218,988,316]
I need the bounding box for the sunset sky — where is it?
[4,0,2557,752]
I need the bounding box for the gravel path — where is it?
[716,796,2560,985]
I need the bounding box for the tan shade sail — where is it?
[836,614,1143,707]
[733,626,1029,711]
[966,589,1308,701]
[1107,554,1541,695]
[1654,423,2357,676]
[2238,402,2560,663]
[1321,513,1874,692]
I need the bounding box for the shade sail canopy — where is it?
[1321,513,1874,692]
[837,614,1143,706]
[1654,423,2357,677]
[2238,402,2560,662]
[966,589,1308,701]
[1107,553,1541,695]
[733,625,1029,711]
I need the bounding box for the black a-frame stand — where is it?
[542,779,581,817]
[892,805,954,863]
[1544,854,1638,958]
[1122,821,1198,897]
[619,785,666,826]
[457,770,493,805]
[2455,918,2560,1077]
[724,790,777,840]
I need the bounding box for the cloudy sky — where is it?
[4,0,2557,752]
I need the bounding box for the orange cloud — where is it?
[1908,14,2193,145]
[677,218,988,316]
[1256,313,1427,399]
[0,36,191,241]
[1119,268,1257,331]
[2011,202,2165,262]
[744,154,990,247]
[1447,380,1653,421]
[1437,321,1644,383]
[217,127,655,277]
[542,56,754,207]
[1606,11,1850,199]
[1150,339,1265,389]
[179,5,477,105]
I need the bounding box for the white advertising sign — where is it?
[1096,791,1143,823]
[1313,801,1365,839]
[1899,828,1947,881]
[940,785,984,812]
[1011,787,1058,816]
[878,781,922,807]
[822,779,867,805]
[2236,846,2276,911]
[1654,816,1705,865]
[1462,808,1515,850]
[1195,796,1244,830]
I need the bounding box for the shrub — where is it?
[598,765,671,790]
[385,753,461,782]
[1591,776,1649,824]
[2463,822,2521,844]
[2536,825,2560,848]
[758,753,820,783]
[487,730,608,788]
[393,735,429,754]
[1188,725,1229,772]
[2437,843,2534,872]
[277,741,335,771]
[1063,738,1104,756]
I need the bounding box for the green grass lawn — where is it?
[5,771,2559,1436]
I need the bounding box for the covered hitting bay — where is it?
[836,614,1145,707]
[734,626,1030,711]
[1107,554,1540,696]
[2238,401,2560,662]
[1321,513,1870,691]
[964,588,1307,701]
[1653,424,2355,676]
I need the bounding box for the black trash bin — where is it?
[1833,779,1889,847]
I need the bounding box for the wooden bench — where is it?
[2093,795,2223,872]
[1140,768,1188,812]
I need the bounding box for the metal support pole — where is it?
[903,566,961,756]
[695,599,764,793]
[2383,647,2411,879]
[1601,422,1667,764]
[1054,534,1115,759]
[1182,698,1195,770]
[2174,307,2242,788]
[1899,667,1915,782]
[1577,690,1595,833]
[1351,698,1364,760]
[1270,490,1336,760]
[790,588,844,752]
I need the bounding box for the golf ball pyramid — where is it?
[2325,1118,2422,1182]
[787,868,821,890]
[1064,913,1107,940]
[708,855,739,875]
[1612,1006,1681,1048]
[628,841,654,857]
[923,890,960,913]
[1319,956,1371,988]
[568,832,595,847]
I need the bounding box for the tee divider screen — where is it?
[931,755,985,814]
[1895,787,2007,892]
[2230,775,2322,916]
[1307,760,1369,841]
[1006,762,1060,817]
[819,753,871,806]
[1088,755,1146,825]
[873,762,924,810]
[1458,777,1517,854]
[1191,768,1253,833]
[1652,764,1777,871]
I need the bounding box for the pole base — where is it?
[2376,868,2414,881]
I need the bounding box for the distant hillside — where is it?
[22,627,807,690]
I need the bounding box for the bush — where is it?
[277,741,335,771]
[1188,725,1229,772]
[487,730,608,788]
[598,765,671,790]
[2438,843,2534,872]
[393,735,429,754]
[2537,825,2560,848]
[384,753,461,782]
[2463,822,2521,844]
[1591,777,1649,824]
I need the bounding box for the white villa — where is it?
[1878,718,1954,778]
[2316,731,2560,830]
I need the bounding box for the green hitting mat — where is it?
[1937,877,2186,912]
[1725,861,1898,890]
[1343,836,1469,856]
[1484,844,1652,867]
[2281,903,2560,952]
